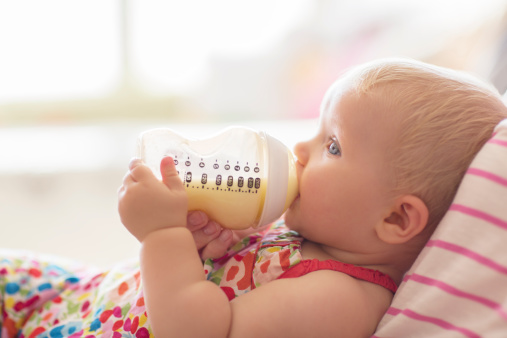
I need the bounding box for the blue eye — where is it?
[328,140,341,155]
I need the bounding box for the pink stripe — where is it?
[467,168,507,187]
[426,239,507,275]
[450,204,507,230]
[404,273,507,320]
[386,307,480,338]
[488,138,507,147]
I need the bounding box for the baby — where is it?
[118,58,507,337]
[1,58,506,337]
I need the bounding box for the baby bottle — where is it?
[136,126,299,230]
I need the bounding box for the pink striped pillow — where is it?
[373,119,507,337]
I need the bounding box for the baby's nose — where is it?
[293,140,310,166]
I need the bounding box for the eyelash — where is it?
[327,138,341,156]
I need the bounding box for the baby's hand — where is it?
[186,211,270,261]
[186,211,234,260]
[118,157,188,242]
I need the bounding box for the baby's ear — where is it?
[376,195,429,244]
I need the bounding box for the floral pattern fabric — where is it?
[0,251,149,338]
[0,221,305,337]
[204,221,303,300]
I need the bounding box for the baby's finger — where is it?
[129,158,143,171]
[200,229,233,260]
[161,156,184,189]
[187,211,209,231]
[192,221,221,250]
[122,170,134,186]
[129,160,157,183]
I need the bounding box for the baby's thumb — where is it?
[160,157,184,189]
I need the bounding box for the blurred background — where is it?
[1,0,507,268]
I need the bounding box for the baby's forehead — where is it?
[320,78,353,112]
[321,78,386,115]
[321,85,401,138]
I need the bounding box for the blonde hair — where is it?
[346,58,507,232]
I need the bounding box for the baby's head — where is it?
[339,58,507,237]
[285,58,506,275]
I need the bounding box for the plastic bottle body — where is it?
[136,127,298,229]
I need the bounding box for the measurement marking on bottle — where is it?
[185,185,259,193]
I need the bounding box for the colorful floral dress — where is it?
[1,221,396,337]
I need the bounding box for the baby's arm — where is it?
[119,158,232,336]
[140,227,231,337]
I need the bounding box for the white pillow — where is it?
[374,119,507,337]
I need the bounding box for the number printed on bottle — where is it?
[173,156,264,192]
[255,178,261,189]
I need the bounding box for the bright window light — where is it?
[130,0,312,93]
[0,1,121,104]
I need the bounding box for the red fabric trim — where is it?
[277,259,398,293]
